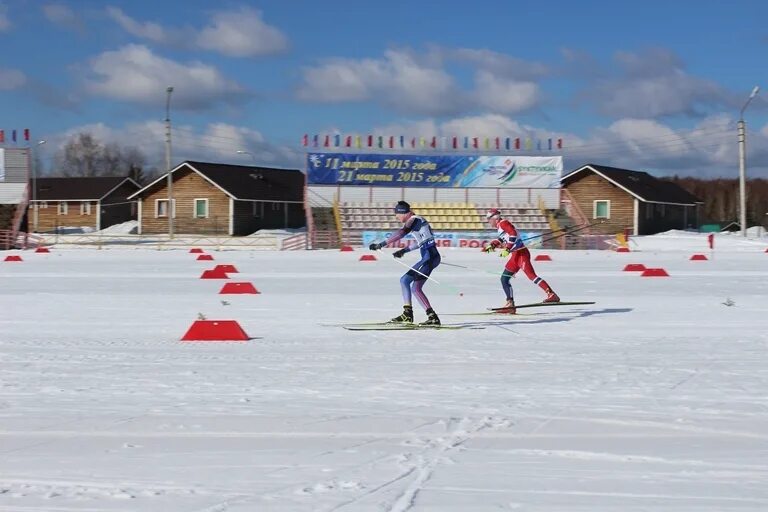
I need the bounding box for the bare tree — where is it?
[54,132,148,178]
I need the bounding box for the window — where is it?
[58,202,68,215]
[39,201,48,209]
[194,199,208,218]
[593,200,610,219]
[80,202,91,215]
[155,199,176,218]
[645,204,653,220]
[271,202,281,211]
[253,202,263,218]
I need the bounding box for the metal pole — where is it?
[165,86,174,239]
[737,119,747,237]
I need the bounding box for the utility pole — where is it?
[165,86,174,238]
[31,140,46,232]
[737,85,759,237]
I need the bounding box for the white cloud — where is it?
[583,48,731,119]
[449,48,549,80]
[298,50,466,116]
[471,71,539,113]
[105,6,168,43]
[105,6,288,57]
[0,5,10,31]
[197,7,288,57]
[84,44,248,110]
[0,67,26,90]
[43,3,85,33]
[298,48,547,117]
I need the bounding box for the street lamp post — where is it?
[31,140,46,232]
[737,85,759,237]
[165,86,174,238]
[236,150,257,163]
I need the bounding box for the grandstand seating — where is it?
[338,202,550,232]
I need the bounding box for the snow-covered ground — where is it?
[1,232,767,511]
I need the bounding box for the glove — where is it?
[369,242,383,251]
[499,249,510,258]
[393,248,408,258]
[482,244,495,253]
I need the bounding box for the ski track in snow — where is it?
[1,240,768,510]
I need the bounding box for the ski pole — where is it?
[390,255,441,284]
[389,255,467,296]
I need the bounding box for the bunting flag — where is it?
[12,130,17,143]
[300,132,564,152]
[24,128,29,141]
[0,130,5,143]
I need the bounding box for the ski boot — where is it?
[389,305,414,324]
[419,308,441,326]
[499,298,516,314]
[543,290,560,303]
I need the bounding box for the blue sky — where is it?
[1,0,767,177]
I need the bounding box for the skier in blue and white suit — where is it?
[368,201,441,326]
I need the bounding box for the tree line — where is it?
[663,176,768,227]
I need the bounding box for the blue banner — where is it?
[362,231,543,249]
[307,153,562,188]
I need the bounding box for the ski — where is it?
[342,324,485,331]
[443,311,537,317]
[489,301,596,311]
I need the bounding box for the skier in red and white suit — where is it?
[482,208,560,313]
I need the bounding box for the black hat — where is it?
[394,201,411,214]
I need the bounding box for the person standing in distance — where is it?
[482,208,560,313]
[368,201,441,326]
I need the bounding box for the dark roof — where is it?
[561,164,702,205]
[188,161,305,201]
[33,177,140,201]
[130,161,305,202]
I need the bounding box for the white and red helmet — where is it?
[486,208,502,220]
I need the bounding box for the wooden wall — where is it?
[139,169,230,235]
[34,201,99,232]
[563,173,635,235]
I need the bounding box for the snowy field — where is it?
[1,231,767,511]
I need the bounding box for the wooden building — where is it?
[561,164,702,235]
[30,176,141,233]
[128,161,306,235]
